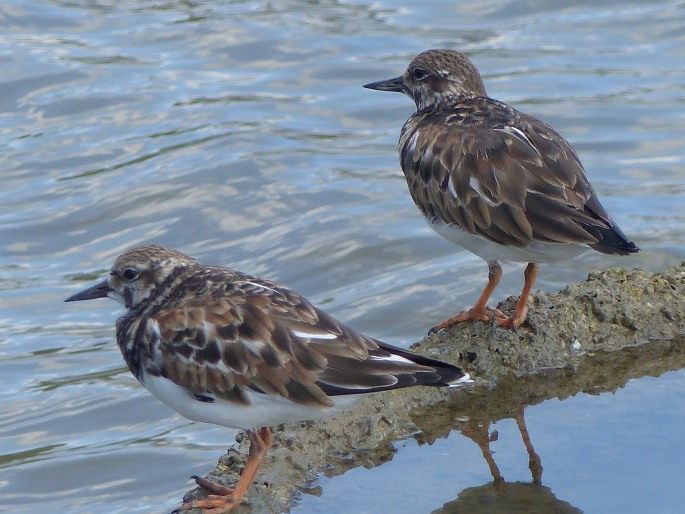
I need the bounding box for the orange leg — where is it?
[431,260,506,333]
[181,427,273,513]
[431,261,538,332]
[460,420,504,485]
[514,408,543,485]
[498,263,538,329]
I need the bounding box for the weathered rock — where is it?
[180,264,685,513]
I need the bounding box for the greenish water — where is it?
[1,1,684,513]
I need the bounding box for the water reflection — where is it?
[429,409,583,514]
[434,480,581,514]
[457,408,543,486]
[397,337,685,514]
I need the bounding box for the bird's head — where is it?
[363,49,487,111]
[65,244,198,310]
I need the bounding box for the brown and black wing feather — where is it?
[317,340,467,396]
[400,98,639,255]
[147,269,466,410]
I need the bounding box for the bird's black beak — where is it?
[65,279,112,302]
[363,75,408,94]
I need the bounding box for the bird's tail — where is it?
[376,342,473,388]
[589,223,640,256]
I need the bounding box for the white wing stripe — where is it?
[497,126,542,159]
[368,354,414,365]
[291,329,338,340]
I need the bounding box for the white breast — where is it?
[141,372,364,429]
[431,218,588,264]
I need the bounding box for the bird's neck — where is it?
[115,265,193,380]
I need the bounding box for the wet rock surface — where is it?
[180,264,685,513]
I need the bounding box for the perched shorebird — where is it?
[364,49,639,330]
[65,244,471,512]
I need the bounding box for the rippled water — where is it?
[2,1,684,513]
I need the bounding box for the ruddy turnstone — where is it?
[65,244,471,512]
[364,49,640,330]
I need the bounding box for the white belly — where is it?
[142,373,364,429]
[431,219,588,264]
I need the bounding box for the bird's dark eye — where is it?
[121,268,139,281]
[411,67,429,81]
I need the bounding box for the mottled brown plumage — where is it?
[365,49,639,329]
[65,244,471,512]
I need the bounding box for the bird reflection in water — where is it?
[434,408,580,514]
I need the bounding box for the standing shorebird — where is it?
[65,244,471,512]
[364,49,639,330]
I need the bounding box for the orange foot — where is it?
[180,476,242,513]
[429,305,511,333]
[429,300,531,332]
[430,262,538,333]
[178,427,273,514]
